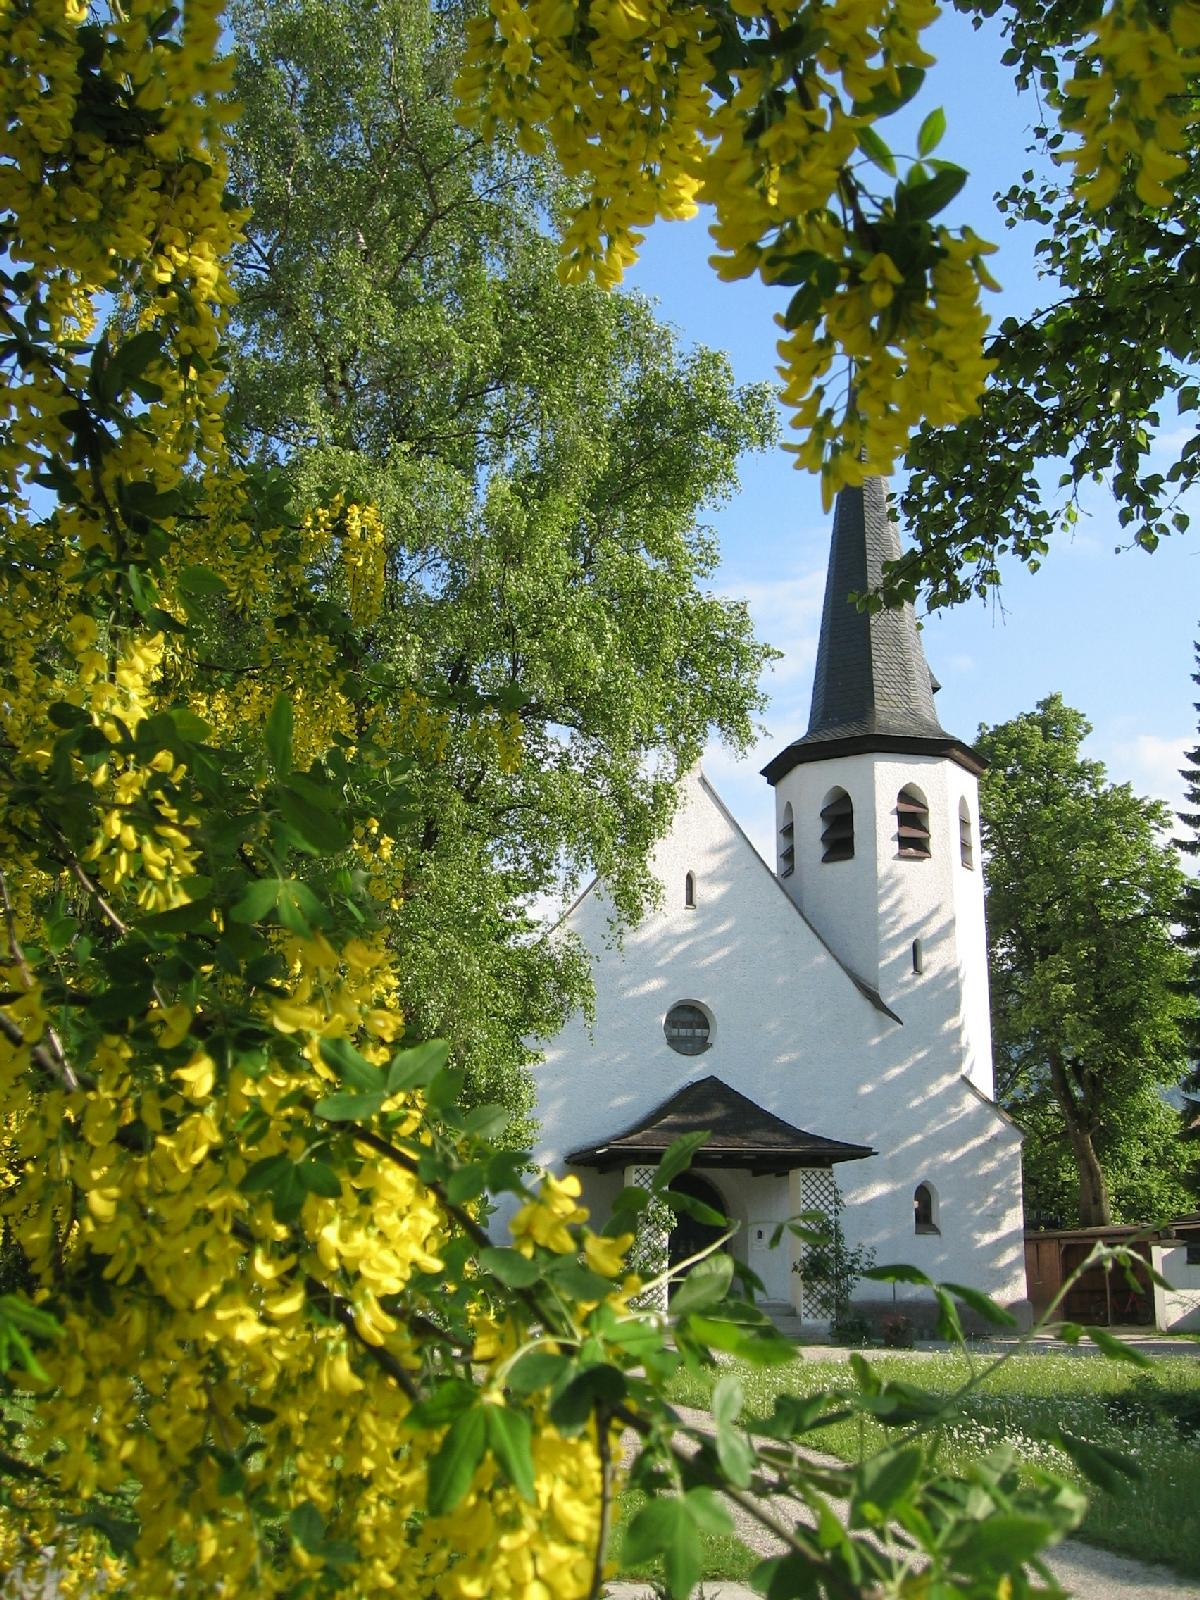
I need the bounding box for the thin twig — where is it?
[0,869,79,1090]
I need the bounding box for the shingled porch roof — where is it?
[567,1075,875,1177]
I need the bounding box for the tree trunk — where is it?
[1048,1053,1112,1227]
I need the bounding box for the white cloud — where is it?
[1100,730,1191,813]
[718,566,825,686]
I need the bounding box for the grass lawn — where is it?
[619,1349,1200,1583]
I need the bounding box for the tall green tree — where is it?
[894,2,1200,609]
[224,0,778,1121]
[977,695,1195,1227]
[1178,636,1200,1155]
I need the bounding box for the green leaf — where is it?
[230,880,280,925]
[684,1485,733,1537]
[662,1188,727,1227]
[549,1363,627,1431]
[445,1163,486,1205]
[506,1350,570,1395]
[687,1316,797,1365]
[856,1445,923,1517]
[952,1513,1057,1570]
[933,1286,964,1344]
[1083,1325,1152,1366]
[424,1065,465,1113]
[783,281,822,330]
[271,1163,307,1224]
[276,878,328,934]
[900,164,967,220]
[669,1252,734,1316]
[940,1282,1017,1327]
[239,1154,293,1194]
[427,1407,487,1516]
[654,1130,710,1189]
[266,694,294,775]
[1056,1430,1141,1491]
[610,1184,650,1218]
[711,1373,744,1428]
[387,1039,450,1093]
[296,1158,342,1198]
[289,1501,325,1554]
[462,1101,509,1140]
[486,1405,536,1502]
[275,783,350,855]
[545,1260,613,1301]
[313,1090,386,1123]
[857,123,896,175]
[479,1247,542,1288]
[863,1263,933,1286]
[852,64,924,117]
[715,1421,756,1489]
[320,1036,383,1091]
[176,563,228,597]
[406,1379,478,1428]
[917,107,946,156]
[623,1498,702,1599]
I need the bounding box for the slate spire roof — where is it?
[763,478,983,782]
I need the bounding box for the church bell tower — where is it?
[761,478,995,1097]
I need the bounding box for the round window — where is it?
[664,1002,710,1055]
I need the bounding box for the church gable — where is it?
[538,766,901,1173]
[563,766,896,1025]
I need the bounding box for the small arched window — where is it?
[820,787,854,863]
[959,798,974,869]
[896,786,931,859]
[779,802,795,879]
[684,871,696,908]
[914,1182,939,1234]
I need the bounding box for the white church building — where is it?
[527,478,1029,1327]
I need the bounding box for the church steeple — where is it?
[763,478,979,785]
[808,477,943,743]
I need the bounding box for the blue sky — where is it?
[623,8,1200,859]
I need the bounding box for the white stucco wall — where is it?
[1151,1244,1200,1331]
[526,766,1027,1313]
[773,751,995,1099]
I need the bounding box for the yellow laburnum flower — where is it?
[582,1230,634,1277]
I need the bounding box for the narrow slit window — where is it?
[779,802,795,879]
[684,871,696,908]
[896,786,931,859]
[959,799,974,869]
[820,788,854,863]
[911,938,923,974]
[914,1183,939,1234]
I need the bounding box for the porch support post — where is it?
[624,1163,669,1313]
[787,1168,805,1316]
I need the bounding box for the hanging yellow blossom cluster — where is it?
[0,4,650,1594]
[457,0,1197,496]
[455,0,1002,492]
[1060,0,1200,210]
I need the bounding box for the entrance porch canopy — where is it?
[567,1075,875,1178]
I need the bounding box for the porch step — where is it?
[757,1300,808,1340]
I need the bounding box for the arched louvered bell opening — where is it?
[820,789,854,862]
[959,799,974,869]
[896,786,931,859]
[779,802,795,879]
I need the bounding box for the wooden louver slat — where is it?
[820,789,853,863]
